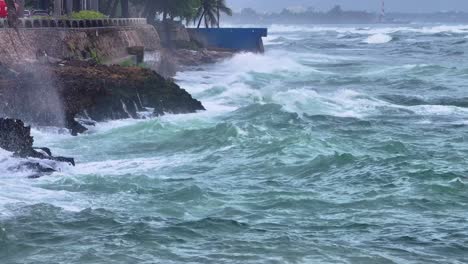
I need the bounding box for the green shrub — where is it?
[30,16,53,19]
[89,50,102,64]
[70,10,106,20]
[120,59,135,67]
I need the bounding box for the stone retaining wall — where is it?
[153,21,191,48]
[0,23,160,65]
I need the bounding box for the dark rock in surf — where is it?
[0,118,75,177]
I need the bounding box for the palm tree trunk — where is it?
[5,0,18,27]
[110,0,119,18]
[197,10,205,28]
[63,0,69,15]
[104,0,115,15]
[16,0,24,18]
[144,0,157,24]
[217,6,220,28]
[162,7,168,22]
[72,0,80,12]
[121,0,129,18]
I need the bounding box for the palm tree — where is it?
[195,0,232,28]
[135,0,199,24]
[101,0,130,18]
[5,0,18,27]
[216,0,230,27]
[72,0,80,12]
[121,0,129,18]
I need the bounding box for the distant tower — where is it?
[379,0,385,22]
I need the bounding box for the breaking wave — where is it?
[364,33,393,44]
[269,24,468,35]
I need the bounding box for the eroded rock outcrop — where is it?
[0,61,205,135]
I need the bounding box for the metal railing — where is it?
[0,18,147,28]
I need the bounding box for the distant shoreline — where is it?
[224,6,468,25]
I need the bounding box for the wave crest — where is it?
[364,33,393,44]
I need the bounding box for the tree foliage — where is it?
[70,10,106,20]
[195,0,232,28]
[129,0,200,24]
[7,0,232,27]
[103,0,231,27]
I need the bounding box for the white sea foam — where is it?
[269,87,468,120]
[0,149,83,218]
[263,36,285,45]
[68,155,189,176]
[409,104,468,116]
[272,89,382,118]
[364,33,393,44]
[178,53,406,120]
[176,50,315,115]
[269,24,468,35]
[220,51,306,74]
[0,149,63,178]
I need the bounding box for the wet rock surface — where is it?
[0,61,205,135]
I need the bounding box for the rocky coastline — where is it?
[0,22,236,177]
[0,59,208,176]
[0,60,205,135]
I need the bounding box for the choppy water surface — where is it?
[2,24,468,263]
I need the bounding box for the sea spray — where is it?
[0,62,67,129]
[24,62,67,127]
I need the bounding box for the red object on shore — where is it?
[0,0,8,18]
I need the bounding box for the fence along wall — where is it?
[0,18,147,28]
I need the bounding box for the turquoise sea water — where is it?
[1,24,468,263]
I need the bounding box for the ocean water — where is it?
[1,24,468,263]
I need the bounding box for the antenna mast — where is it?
[379,0,385,22]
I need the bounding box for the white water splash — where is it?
[364,33,393,44]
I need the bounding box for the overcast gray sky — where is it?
[227,0,468,13]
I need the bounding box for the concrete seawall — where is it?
[187,28,268,53]
[0,25,160,65]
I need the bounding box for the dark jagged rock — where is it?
[16,162,57,179]
[0,118,75,168]
[0,61,205,135]
[0,118,34,156]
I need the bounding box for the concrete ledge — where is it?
[0,18,147,29]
